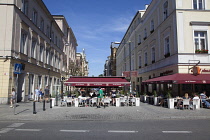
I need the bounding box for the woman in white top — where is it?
[10,88,16,108]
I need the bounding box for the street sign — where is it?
[14,63,22,74]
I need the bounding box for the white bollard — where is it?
[136,98,140,106]
[116,98,120,107]
[74,98,79,107]
[167,98,174,109]
[51,98,55,107]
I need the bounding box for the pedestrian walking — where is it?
[97,88,104,108]
[10,88,16,108]
[34,87,40,101]
[44,86,50,102]
[39,88,44,102]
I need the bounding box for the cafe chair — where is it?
[103,97,111,107]
[66,97,73,107]
[182,99,190,110]
[129,98,136,106]
[78,98,85,107]
[120,97,127,106]
[60,96,68,107]
[91,97,97,107]
[192,99,200,110]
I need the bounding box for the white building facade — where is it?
[116,0,210,96]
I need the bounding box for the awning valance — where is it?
[64,76,130,87]
[142,73,210,84]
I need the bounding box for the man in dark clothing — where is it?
[44,86,50,102]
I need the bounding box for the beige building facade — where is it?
[116,0,210,96]
[76,49,89,76]
[0,0,77,104]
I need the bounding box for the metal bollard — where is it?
[43,100,46,111]
[50,99,52,108]
[33,101,37,114]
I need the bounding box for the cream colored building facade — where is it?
[76,49,89,76]
[0,0,77,104]
[116,0,210,95]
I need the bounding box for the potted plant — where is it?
[143,92,147,103]
[195,49,201,53]
[202,49,208,53]
[166,90,174,109]
[153,90,158,106]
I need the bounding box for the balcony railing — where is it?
[164,52,170,58]
[195,49,208,54]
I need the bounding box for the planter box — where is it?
[135,98,140,106]
[153,97,157,106]
[116,98,120,107]
[167,98,174,109]
[51,98,55,107]
[74,98,79,107]
[143,95,147,103]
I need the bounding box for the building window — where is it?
[194,31,208,53]
[22,0,28,16]
[20,30,27,54]
[31,39,36,58]
[32,10,38,25]
[46,50,49,64]
[40,45,44,62]
[38,76,42,88]
[150,20,154,33]
[40,18,44,32]
[152,47,155,63]
[50,52,54,66]
[46,25,50,38]
[55,56,57,68]
[144,28,147,40]
[138,35,141,45]
[164,37,170,57]
[163,1,168,20]
[138,55,142,68]
[131,56,134,71]
[58,58,60,69]
[144,52,148,66]
[193,0,205,10]
[51,31,54,42]
[45,76,47,86]
[55,36,57,45]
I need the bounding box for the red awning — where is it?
[64,76,130,87]
[143,73,210,84]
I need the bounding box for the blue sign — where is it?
[14,63,22,74]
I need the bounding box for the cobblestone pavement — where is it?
[0,101,210,121]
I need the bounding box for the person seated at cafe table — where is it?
[200,91,210,109]
[189,93,200,109]
[176,93,191,109]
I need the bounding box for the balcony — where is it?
[195,49,208,54]
[164,52,170,58]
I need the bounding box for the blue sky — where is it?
[43,0,152,76]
